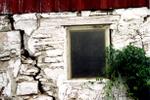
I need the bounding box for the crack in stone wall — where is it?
[0,14,55,99]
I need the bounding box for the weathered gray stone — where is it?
[41,82,57,92]
[0,56,11,61]
[16,76,34,82]
[0,71,8,91]
[20,64,39,76]
[13,59,21,77]
[16,81,38,95]
[0,31,21,59]
[3,68,15,97]
[21,57,35,64]
[0,16,11,31]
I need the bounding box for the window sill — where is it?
[64,78,109,83]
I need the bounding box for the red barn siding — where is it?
[0,0,149,14]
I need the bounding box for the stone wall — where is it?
[0,7,150,100]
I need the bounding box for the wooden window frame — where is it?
[66,25,110,80]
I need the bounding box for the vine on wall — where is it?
[105,44,150,100]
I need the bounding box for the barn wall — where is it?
[0,7,150,99]
[0,0,149,14]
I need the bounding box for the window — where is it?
[66,25,110,79]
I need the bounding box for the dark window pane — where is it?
[70,29,106,78]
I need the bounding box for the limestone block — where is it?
[13,14,37,36]
[46,49,63,57]
[14,20,37,36]
[31,27,53,39]
[90,11,108,16]
[43,56,63,63]
[68,89,78,99]
[20,64,39,76]
[41,82,57,97]
[21,57,35,64]
[81,11,91,17]
[140,17,150,35]
[33,95,53,100]
[40,12,77,18]
[13,14,37,22]
[40,15,119,26]
[25,36,36,56]
[50,62,64,68]
[16,76,34,82]
[41,82,57,92]
[16,81,38,95]
[0,16,11,31]
[0,31,21,59]
[0,71,8,90]
[44,68,64,81]
[2,68,15,97]
[113,7,150,20]
[12,59,21,77]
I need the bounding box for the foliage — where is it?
[103,76,126,100]
[105,44,150,100]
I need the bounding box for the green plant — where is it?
[103,76,127,100]
[106,44,150,100]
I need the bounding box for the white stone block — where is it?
[2,68,15,97]
[44,68,64,81]
[32,27,53,39]
[13,13,37,36]
[40,15,119,26]
[46,49,63,57]
[114,7,149,18]
[0,72,8,89]
[25,36,36,56]
[16,81,38,95]
[13,59,21,77]
[49,62,64,68]
[90,11,108,16]
[44,56,63,63]
[14,20,37,36]
[40,12,77,18]
[81,11,91,17]
[13,14,37,22]
[33,95,53,100]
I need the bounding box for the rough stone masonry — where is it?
[0,7,150,100]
